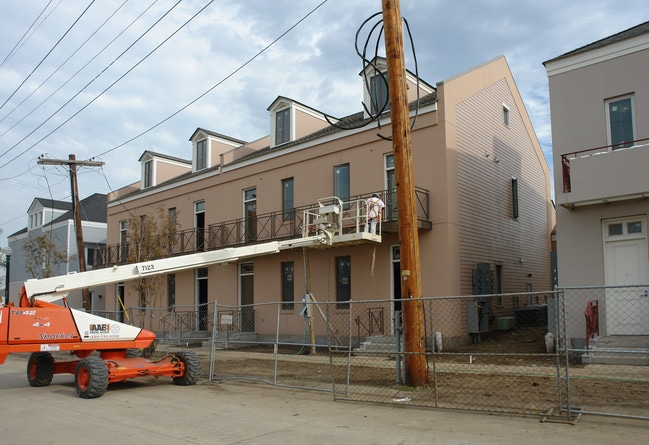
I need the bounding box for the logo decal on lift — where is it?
[84,323,121,338]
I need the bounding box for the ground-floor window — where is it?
[336,256,351,309]
[281,261,294,310]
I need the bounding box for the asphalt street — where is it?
[0,353,647,444]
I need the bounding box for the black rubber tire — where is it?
[75,357,109,399]
[27,352,54,387]
[172,351,201,386]
[125,348,142,358]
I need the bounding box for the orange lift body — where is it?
[0,286,200,398]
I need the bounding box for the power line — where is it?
[0,0,188,166]
[94,0,329,160]
[0,0,58,70]
[0,0,129,125]
[1,0,328,170]
[0,1,96,112]
[0,0,161,139]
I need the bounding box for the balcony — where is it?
[559,138,649,208]
[94,188,431,267]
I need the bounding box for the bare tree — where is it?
[23,233,70,279]
[126,206,179,328]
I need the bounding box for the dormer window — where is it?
[370,73,390,115]
[28,211,43,230]
[196,139,207,170]
[143,160,153,188]
[276,108,290,145]
[361,58,391,118]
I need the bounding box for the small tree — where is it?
[126,205,179,328]
[23,233,70,279]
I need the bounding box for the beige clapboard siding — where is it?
[456,78,551,295]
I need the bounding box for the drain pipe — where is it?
[395,310,405,384]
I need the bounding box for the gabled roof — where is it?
[543,20,649,65]
[29,197,72,213]
[189,127,247,146]
[267,96,328,114]
[11,194,108,238]
[358,56,437,93]
[50,193,108,226]
[138,150,190,164]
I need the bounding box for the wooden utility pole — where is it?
[38,155,104,310]
[381,0,429,386]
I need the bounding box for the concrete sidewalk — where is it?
[0,354,647,444]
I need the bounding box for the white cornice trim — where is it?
[108,103,437,208]
[545,33,649,77]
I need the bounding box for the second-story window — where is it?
[86,247,95,268]
[511,177,519,220]
[196,139,207,170]
[168,207,177,252]
[282,178,294,221]
[195,201,205,251]
[276,108,290,145]
[606,95,635,150]
[385,154,396,221]
[244,188,257,243]
[334,164,350,206]
[370,73,390,115]
[119,220,127,262]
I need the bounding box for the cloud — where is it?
[1,0,647,245]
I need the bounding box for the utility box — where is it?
[496,316,516,331]
[467,297,492,334]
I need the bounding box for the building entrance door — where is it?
[603,217,649,335]
[240,263,255,332]
[391,245,401,334]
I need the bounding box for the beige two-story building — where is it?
[544,21,649,339]
[103,55,553,344]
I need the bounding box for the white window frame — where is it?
[603,215,646,242]
[195,139,208,171]
[605,94,636,150]
[143,159,153,188]
[502,103,510,127]
[274,107,291,146]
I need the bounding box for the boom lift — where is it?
[1,198,378,398]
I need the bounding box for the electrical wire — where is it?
[0,0,129,126]
[93,0,329,160]
[0,0,57,70]
[0,0,161,139]
[0,0,189,166]
[0,1,96,113]
[96,166,139,230]
[323,11,422,137]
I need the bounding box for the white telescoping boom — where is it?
[22,196,379,304]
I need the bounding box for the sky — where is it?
[0,0,647,249]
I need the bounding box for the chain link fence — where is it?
[559,285,649,420]
[97,286,649,422]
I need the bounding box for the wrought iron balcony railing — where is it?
[94,187,431,268]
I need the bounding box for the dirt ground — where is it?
[158,325,649,419]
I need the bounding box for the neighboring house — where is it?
[7,193,108,310]
[544,21,649,338]
[104,55,553,345]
